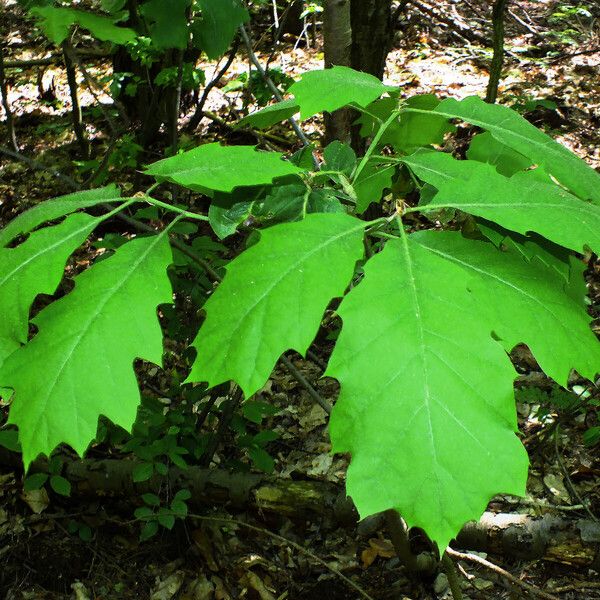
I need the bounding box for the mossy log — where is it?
[2,450,599,568]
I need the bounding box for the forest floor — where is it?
[1,1,600,599]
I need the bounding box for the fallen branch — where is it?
[2,449,599,568]
[446,547,559,600]
[3,49,110,69]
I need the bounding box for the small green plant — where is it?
[224,67,295,106]
[66,519,93,542]
[155,64,206,91]
[23,455,71,497]
[134,489,191,540]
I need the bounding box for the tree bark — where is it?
[350,0,393,80]
[485,0,509,103]
[323,0,352,143]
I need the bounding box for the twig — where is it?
[547,47,600,62]
[170,51,185,158]
[306,348,327,370]
[203,108,292,147]
[508,9,539,35]
[446,548,560,600]
[187,513,375,600]
[0,145,222,281]
[554,427,598,522]
[186,39,240,132]
[552,581,600,593]
[3,49,109,69]
[239,24,316,162]
[279,354,331,414]
[82,136,118,188]
[0,144,81,189]
[62,43,127,133]
[200,386,243,467]
[62,40,90,159]
[0,40,18,150]
[384,509,437,574]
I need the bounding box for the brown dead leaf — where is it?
[241,571,276,600]
[21,488,49,514]
[361,538,396,568]
[192,528,219,572]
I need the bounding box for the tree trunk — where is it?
[323,0,352,143]
[323,0,394,145]
[350,0,393,80]
[485,0,509,103]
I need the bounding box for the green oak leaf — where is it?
[31,6,136,45]
[433,96,600,203]
[323,141,356,176]
[413,231,600,385]
[145,144,305,193]
[403,151,600,254]
[187,213,366,397]
[466,132,532,177]
[252,184,308,224]
[192,0,249,59]
[0,213,98,367]
[355,95,453,152]
[236,99,300,130]
[326,236,528,551]
[251,184,344,225]
[0,232,173,467]
[140,0,190,49]
[354,162,395,213]
[208,194,255,239]
[288,66,390,119]
[0,185,123,248]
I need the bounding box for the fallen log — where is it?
[2,450,599,568]
[4,49,110,69]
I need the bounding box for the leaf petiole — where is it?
[143,196,209,222]
[353,110,402,182]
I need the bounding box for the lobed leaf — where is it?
[31,6,136,45]
[403,151,600,254]
[433,96,600,203]
[288,66,391,119]
[412,231,600,385]
[192,0,249,59]
[0,213,99,368]
[145,143,305,193]
[0,185,123,248]
[355,95,454,152]
[236,99,300,130]
[0,232,173,467]
[327,236,528,551]
[187,214,366,397]
[354,163,395,213]
[466,132,532,177]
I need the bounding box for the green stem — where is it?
[370,155,404,164]
[104,199,137,218]
[144,196,209,222]
[146,182,161,195]
[351,104,384,124]
[353,110,401,182]
[395,213,407,242]
[441,552,464,600]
